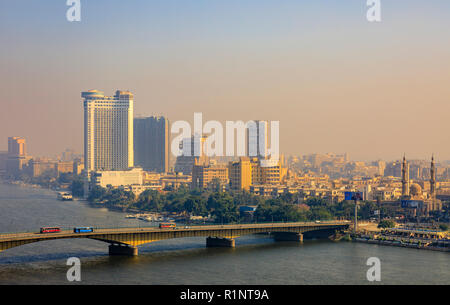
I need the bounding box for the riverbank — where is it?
[354,237,450,252]
[350,226,450,253]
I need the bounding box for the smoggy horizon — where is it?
[1,1,449,161]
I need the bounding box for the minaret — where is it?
[401,155,410,197]
[430,155,436,199]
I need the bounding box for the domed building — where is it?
[409,183,423,199]
[401,156,442,215]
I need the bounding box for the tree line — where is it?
[86,185,397,224]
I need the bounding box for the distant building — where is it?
[385,161,402,178]
[174,135,209,174]
[120,184,162,197]
[192,164,228,190]
[27,159,56,177]
[61,149,76,162]
[251,158,285,185]
[73,158,84,175]
[400,156,442,215]
[228,157,252,191]
[82,90,134,172]
[159,172,192,190]
[228,157,287,191]
[8,137,26,156]
[247,120,268,158]
[6,137,28,176]
[91,168,143,188]
[0,151,7,173]
[56,161,74,175]
[134,116,170,173]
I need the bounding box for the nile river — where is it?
[0,183,448,285]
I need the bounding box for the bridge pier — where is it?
[206,237,235,248]
[108,244,138,256]
[273,232,303,242]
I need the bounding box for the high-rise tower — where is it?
[6,137,27,176]
[82,90,134,172]
[134,116,170,173]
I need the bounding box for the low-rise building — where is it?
[192,164,228,189]
[91,168,143,188]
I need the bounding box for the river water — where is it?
[0,183,448,285]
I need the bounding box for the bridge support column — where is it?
[273,232,303,242]
[206,237,235,248]
[108,244,138,256]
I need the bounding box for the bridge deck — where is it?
[0,222,349,242]
[0,221,350,254]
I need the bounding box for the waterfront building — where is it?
[91,168,143,188]
[6,137,28,176]
[120,184,163,196]
[134,116,170,173]
[82,90,134,172]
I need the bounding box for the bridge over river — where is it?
[0,221,350,256]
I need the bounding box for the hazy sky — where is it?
[1,0,449,161]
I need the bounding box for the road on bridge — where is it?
[0,221,350,242]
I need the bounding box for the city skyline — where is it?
[1,1,450,161]
[1,1,449,288]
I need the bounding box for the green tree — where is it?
[378,220,396,229]
[71,178,84,197]
[88,185,107,202]
[439,224,449,231]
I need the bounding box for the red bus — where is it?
[159,223,176,229]
[40,227,61,234]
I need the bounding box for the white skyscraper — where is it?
[82,90,134,172]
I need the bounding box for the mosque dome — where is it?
[410,183,422,197]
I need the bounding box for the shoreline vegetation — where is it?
[85,184,393,225]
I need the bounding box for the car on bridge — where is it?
[159,223,176,229]
[40,227,61,234]
[73,227,94,233]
